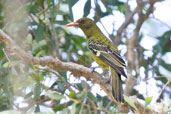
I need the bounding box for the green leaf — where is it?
[46,91,65,100]
[87,92,97,103]
[36,0,44,6]
[68,0,78,21]
[55,20,68,25]
[58,82,65,91]
[83,0,91,17]
[62,108,68,114]
[69,91,76,99]
[0,67,7,74]
[102,96,110,107]
[68,0,78,7]
[79,104,84,114]
[35,50,45,57]
[35,23,44,41]
[145,96,153,107]
[123,95,137,110]
[32,40,47,54]
[34,83,41,100]
[53,101,73,112]
[58,72,67,81]
[54,104,65,111]
[0,43,5,58]
[77,91,87,101]
[35,104,40,112]
[155,75,168,85]
[159,59,171,72]
[76,83,83,91]
[156,30,171,54]
[28,3,39,14]
[0,110,22,114]
[81,80,88,88]
[24,92,33,99]
[3,61,20,68]
[119,5,127,13]
[70,103,77,114]
[96,3,109,18]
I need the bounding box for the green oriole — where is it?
[65,18,127,103]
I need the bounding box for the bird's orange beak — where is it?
[65,22,79,27]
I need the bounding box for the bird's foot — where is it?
[105,78,110,84]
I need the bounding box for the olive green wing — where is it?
[88,40,127,77]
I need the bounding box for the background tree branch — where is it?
[0,29,116,103]
[125,0,156,96]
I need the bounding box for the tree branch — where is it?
[0,29,159,113]
[125,0,156,96]
[155,76,171,102]
[114,7,138,45]
[0,29,117,104]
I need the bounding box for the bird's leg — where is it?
[105,78,110,84]
[103,70,110,84]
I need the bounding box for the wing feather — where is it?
[88,40,127,77]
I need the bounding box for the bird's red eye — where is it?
[80,20,86,24]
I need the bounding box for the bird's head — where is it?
[65,18,96,29]
[65,18,100,38]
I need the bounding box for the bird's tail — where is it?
[110,67,124,103]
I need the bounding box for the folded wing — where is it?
[88,40,127,78]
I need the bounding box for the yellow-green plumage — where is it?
[66,17,127,103]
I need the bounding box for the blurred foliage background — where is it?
[0,0,170,114]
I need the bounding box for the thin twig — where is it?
[99,20,110,36]
[155,77,171,102]
[87,98,98,114]
[44,34,55,56]
[50,1,61,58]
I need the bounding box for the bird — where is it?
[65,17,127,103]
